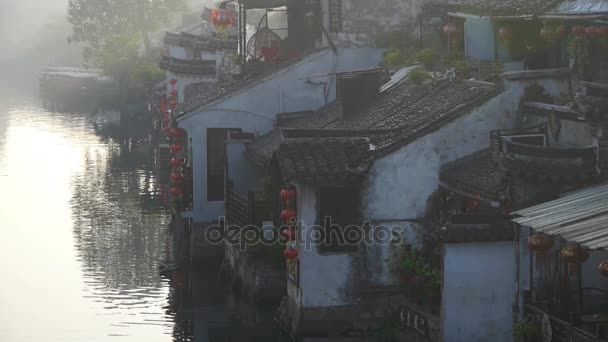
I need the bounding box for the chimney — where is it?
[336,70,385,118]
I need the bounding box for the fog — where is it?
[0,0,80,79]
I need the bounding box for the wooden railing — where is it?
[226,188,250,227]
[159,55,217,75]
[525,304,607,342]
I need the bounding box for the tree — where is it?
[67,0,187,54]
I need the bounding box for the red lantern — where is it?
[281,228,297,241]
[443,23,457,34]
[280,188,296,201]
[170,100,178,108]
[561,244,589,264]
[170,173,183,182]
[211,10,234,26]
[529,233,553,274]
[572,25,587,37]
[498,27,512,40]
[162,127,170,134]
[561,244,589,276]
[170,144,183,153]
[169,79,177,86]
[170,187,183,197]
[170,89,178,97]
[599,260,608,277]
[159,100,167,114]
[171,271,185,289]
[283,247,299,260]
[281,209,297,222]
[170,128,185,138]
[170,158,183,167]
[528,233,553,251]
[586,26,600,38]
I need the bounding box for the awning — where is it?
[512,183,608,250]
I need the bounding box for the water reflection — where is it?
[0,84,282,341]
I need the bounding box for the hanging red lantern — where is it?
[281,209,297,222]
[170,144,183,153]
[170,100,178,108]
[281,228,297,241]
[171,271,185,289]
[280,188,296,201]
[170,158,183,167]
[170,128,185,138]
[443,23,457,34]
[528,232,553,275]
[159,100,167,114]
[283,247,299,260]
[170,89,178,97]
[561,244,589,276]
[170,187,183,197]
[572,25,587,38]
[561,244,589,264]
[586,26,600,38]
[498,27,512,40]
[599,260,608,277]
[170,173,183,183]
[162,127,170,134]
[528,233,553,251]
[169,79,177,86]
[211,10,234,27]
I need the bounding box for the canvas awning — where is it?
[512,183,608,250]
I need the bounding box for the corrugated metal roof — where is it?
[512,183,608,250]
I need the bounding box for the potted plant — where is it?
[514,319,541,342]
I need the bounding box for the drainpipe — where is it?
[514,221,522,322]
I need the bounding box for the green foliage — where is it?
[397,246,441,289]
[408,68,432,84]
[384,50,407,67]
[247,238,286,263]
[375,320,398,342]
[414,48,437,69]
[514,319,540,341]
[375,30,418,50]
[67,0,188,49]
[132,63,165,90]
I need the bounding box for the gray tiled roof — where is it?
[439,149,505,201]
[247,78,502,168]
[176,82,218,114]
[276,138,373,184]
[423,0,562,15]
[175,49,328,117]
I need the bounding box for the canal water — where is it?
[0,80,281,341]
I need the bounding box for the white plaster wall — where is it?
[178,48,383,222]
[179,110,275,222]
[226,142,264,195]
[363,75,572,285]
[166,71,216,103]
[442,241,516,342]
[291,184,355,308]
[364,87,519,284]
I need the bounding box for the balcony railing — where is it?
[498,141,599,181]
[159,56,217,76]
[525,303,608,342]
[164,32,238,51]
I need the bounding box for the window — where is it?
[318,187,360,253]
[207,128,240,201]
